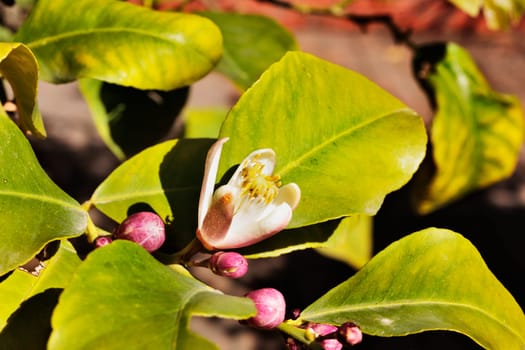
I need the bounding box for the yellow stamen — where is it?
[240,157,281,204]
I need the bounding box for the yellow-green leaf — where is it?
[302,228,525,350]
[0,111,87,275]
[0,42,45,137]
[0,241,80,331]
[219,51,427,228]
[448,0,525,30]
[48,241,255,350]
[412,43,524,214]
[15,0,222,90]
[316,215,372,269]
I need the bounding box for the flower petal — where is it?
[197,185,235,250]
[198,137,229,228]
[275,182,301,210]
[212,200,293,249]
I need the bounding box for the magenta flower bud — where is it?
[319,339,343,350]
[309,323,338,337]
[114,212,165,252]
[209,251,248,278]
[339,322,363,346]
[244,288,286,329]
[94,236,112,248]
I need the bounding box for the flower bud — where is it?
[319,339,343,350]
[114,212,165,252]
[209,251,248,278]
[339,322,363,346]
[309,323,338,337]
[244,288,286,329]
[94,236,112,248]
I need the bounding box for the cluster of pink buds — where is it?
[288,321,363,349]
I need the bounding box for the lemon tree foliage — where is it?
[448,0,525,30]
[219,52,427,227]
[199,12,298,90]
[48,241,255,350]
[0,111,87,276]
[302,228,525,350]
[0,42,44,137]
[15,0,222,90]
[412,43,524,214]
[0,1,523,349]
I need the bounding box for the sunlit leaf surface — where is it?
[412,43,524,214]
[302,228,525,350]
[48,241,255,350]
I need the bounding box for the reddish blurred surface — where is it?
[129,0,525,33]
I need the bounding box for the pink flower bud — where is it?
[114,212,165,252]
[319,339,343,350]
[94,236,112,248]
[309,323,338,337]
[209,251,248,278]
[244,288,286,329]
[339,322,363,346]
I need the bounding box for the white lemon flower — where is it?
[196,138,300,250]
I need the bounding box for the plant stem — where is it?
[278,321,311,345]
[157,238,204,265]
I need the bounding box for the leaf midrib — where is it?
[26,27,188,50]
[277,107,416,177]
[303,298,525,343]
[0,189,81,211]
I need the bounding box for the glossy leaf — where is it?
[240,220,340,259]
[48,240,256,350]
[200,12,297,90]
[79,79,189,160]
[316,215,372,269]
[301,228,525,350]
[15,0,222,90]
[0,241,81,331]
[91,138,215,249]
[0,42,45,137]
[448,0,525,30]
[0,112,87,275]
[219,51,427,228]
[184,107,228,139]
[412,43,524,214]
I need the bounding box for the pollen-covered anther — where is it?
[240,160,281,204]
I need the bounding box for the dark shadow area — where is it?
[158,138,216,252]
[0,288,61,350]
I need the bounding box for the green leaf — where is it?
[240,220,340,259]
[184,107,228,139]
[412,43,524,214]
[79,79,189,160]
[15,0,222,90]
[199,12,297,90]
[48,240,256,350]
[301,228,525,350]
[316,215,372,269]
[0,241,81,331]
[219,51,427,228]
[91,138,214,249]
[0,42,45,137]
[0,112,87,275]
[448,0,525,30]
